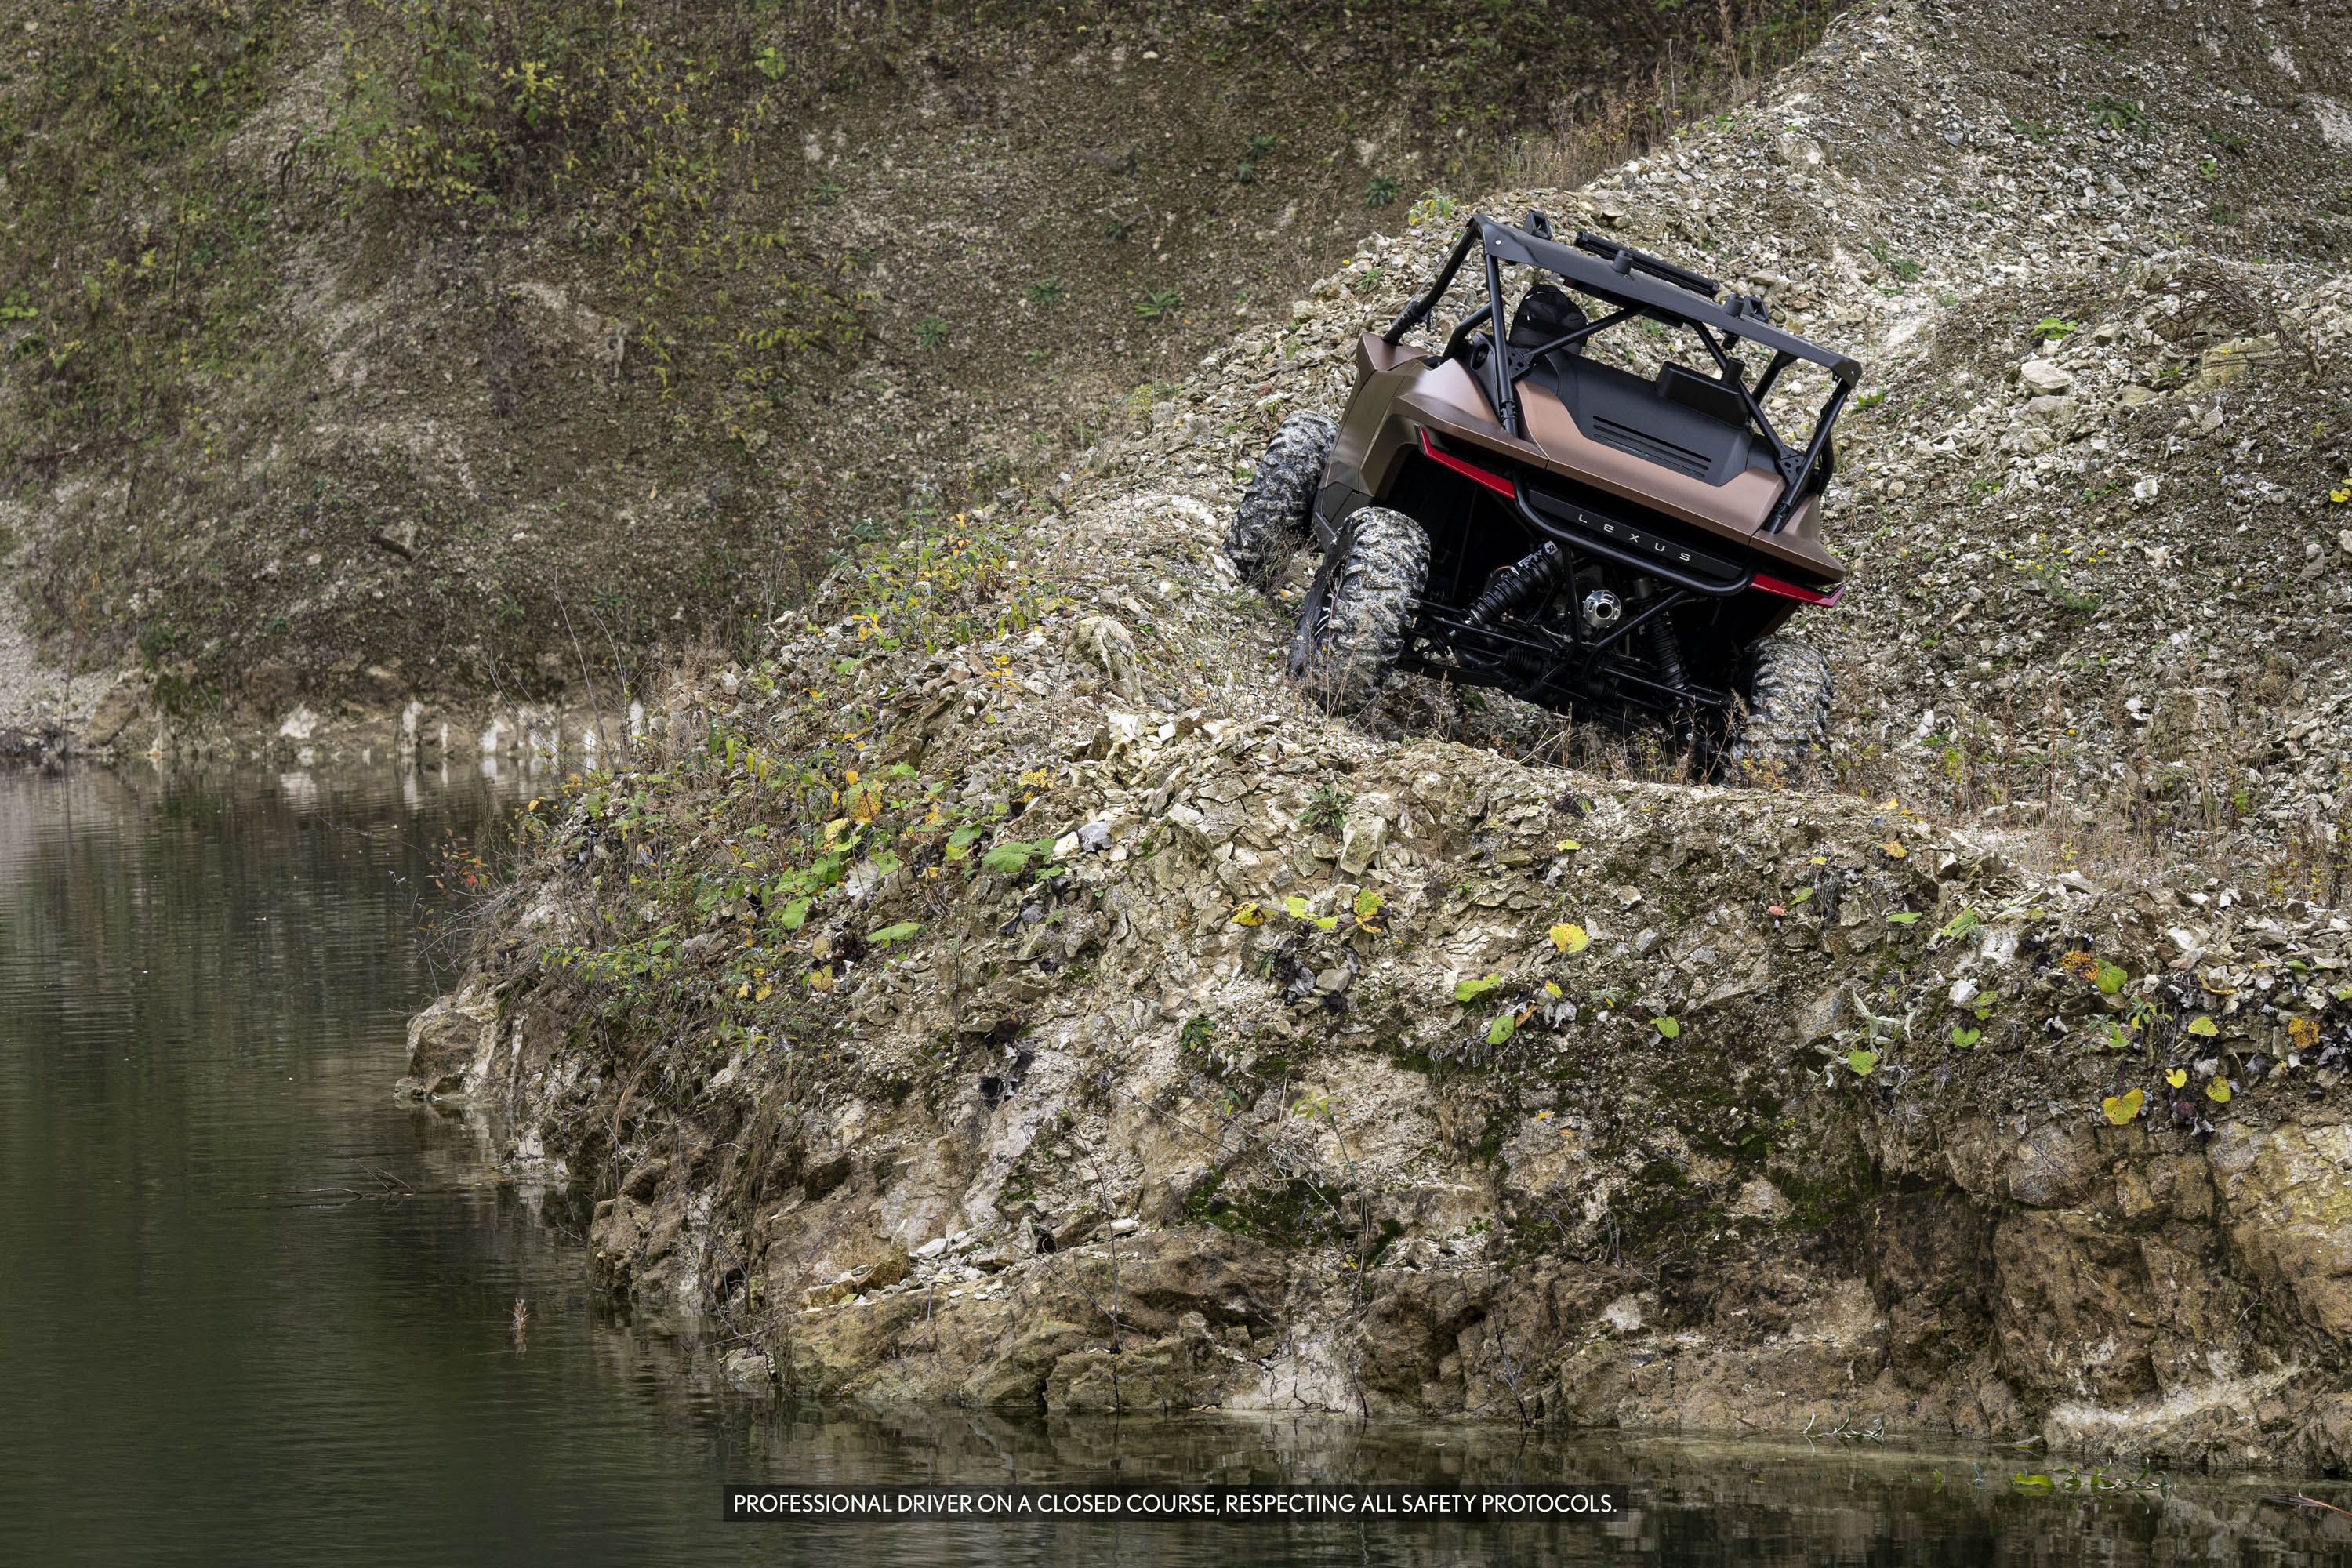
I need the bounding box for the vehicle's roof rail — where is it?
[1386,216,1862,386]
[1490,217,1862,385]
[1571,232,1719,299]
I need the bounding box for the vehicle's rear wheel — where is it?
[1290,506,1429,709]
[1723,634,1832,772]
[1223,410,1336,592]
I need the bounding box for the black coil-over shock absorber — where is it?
[1634,585,1687,691]
[1465,542,1567,627]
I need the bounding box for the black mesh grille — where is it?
[1589,417,1713,480]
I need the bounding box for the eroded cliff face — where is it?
[403,478,2352,1468]
[400,0,2352,1471]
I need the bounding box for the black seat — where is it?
[1509,285,1588,357]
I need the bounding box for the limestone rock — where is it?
[1772,132,1824,169]
[2210,1123,2352,1341]
[396,984,496,1098]
[82,673,151,747]
[1073,615,1142,700]
[2017,358,2074,396]
[1336,807,1386,874]
[2144,687,2232,763]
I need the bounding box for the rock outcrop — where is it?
[406,0,2352,1471]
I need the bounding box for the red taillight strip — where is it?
[1417,429,1518,499]
[1418,428,1843,606]
[1751,573,1844,606]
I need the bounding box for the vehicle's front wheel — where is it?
[1722,634,1832,773]
[1223,410,1336,592]
[1290,506,1429,709]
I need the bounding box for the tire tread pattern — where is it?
[1726,633,1833,766]
[1222,410,1337,591]
[1301,506,1430,708]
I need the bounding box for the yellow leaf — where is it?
[1809,855,1827,865]
[1352,888,1383,919]
[1543,981,1562,999]
[2101,1089,2143,1126]
[1555,838,1581,851]
[755,984,772,1002]
[736,982,751,999]
[1229,902,1265,927]
[808,965,834,993]
[1548,922,1591,955]
[1882,840,1907,858]
[2206,1077,2233,1104]
[2290,1016,2321,1051]
[2187,1015,2219,1037]
[2165,1068,2187,1089]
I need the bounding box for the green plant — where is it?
[1867,242,1922,283]
[2089,96,2147,132]
[1135,289,1182,321]
[1406,189,1460,227]
[1025,278,1066,306]
[2198,156,2220,182]
[1363,174,1399,208]
[980,835,1061,878]
[2031,317,2079,343]
[1236,133,1277,184]
[1856,389,1889,411]
[917,315,949,348]
[2207,203,2239,226]
[1298,784,1353,836]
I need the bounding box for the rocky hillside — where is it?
[0,0,1813,764]
[402,0,2352,1470]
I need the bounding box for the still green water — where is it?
[2,764,2350,1566]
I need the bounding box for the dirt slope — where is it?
[401,0,2352,1469]
[1,0,1813,761]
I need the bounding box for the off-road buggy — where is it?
[1224,212,1862,766]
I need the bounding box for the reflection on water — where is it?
[2,764,2350,1566]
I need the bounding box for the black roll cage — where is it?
[1384,214,1861,537]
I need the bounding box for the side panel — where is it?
[1325,335,1435,501]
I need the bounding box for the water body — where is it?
[3,764,2349,1566]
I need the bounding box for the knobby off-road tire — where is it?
[1292,506,1429,710]
[1724,634,1833,771]
[1223,409,1336,591]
